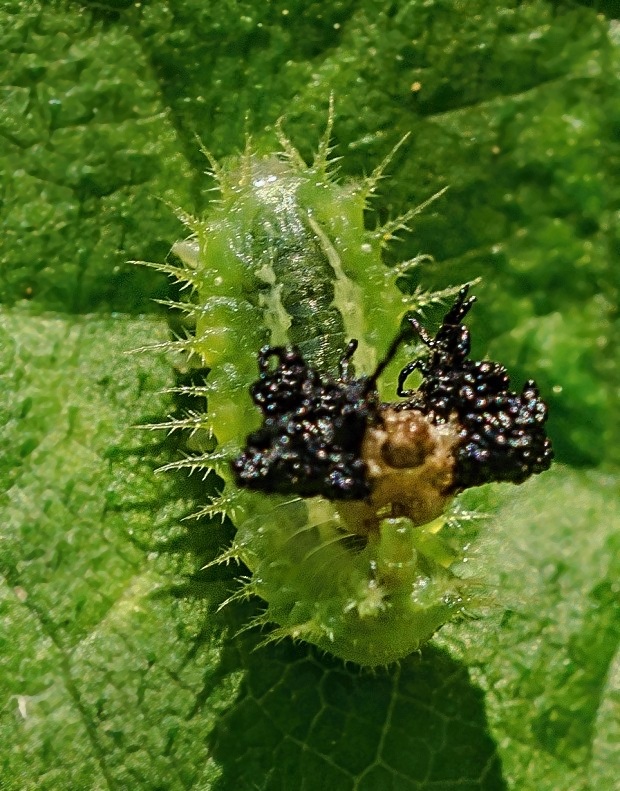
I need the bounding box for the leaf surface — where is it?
[1,2,618,789]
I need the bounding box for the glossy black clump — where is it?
[233,286,553,501]
[232,344,373,499]
[398,286,553,488]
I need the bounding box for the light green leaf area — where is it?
[0,308,236,789]
[1,2,618,790]
[436,469,620,791]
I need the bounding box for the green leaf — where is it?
[1,2,618,790]
[436,468,620,791]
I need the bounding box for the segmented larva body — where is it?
[160,113,552,666]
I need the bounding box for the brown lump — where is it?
[336,406,460,535]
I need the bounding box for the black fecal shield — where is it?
[232,346,373,499]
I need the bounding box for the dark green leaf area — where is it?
[0,3,192,312]
[211,637,505,791]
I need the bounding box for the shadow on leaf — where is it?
[207,633,506,791]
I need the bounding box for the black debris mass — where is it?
[398,286,553,488]
[232,346,372,499]
[232,286,554,500]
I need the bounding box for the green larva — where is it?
[150,107,552,666]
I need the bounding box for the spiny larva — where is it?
[150,107,553,667]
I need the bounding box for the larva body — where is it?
[163,117,551,666]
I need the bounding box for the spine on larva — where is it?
[152,110,551,667]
